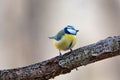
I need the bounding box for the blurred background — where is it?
[0,0,120,80]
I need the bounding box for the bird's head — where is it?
[64,25,79,35]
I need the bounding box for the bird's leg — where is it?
[70,48,73,52]
[59,50,64,60]
[59,50,63,58]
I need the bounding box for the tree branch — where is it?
[0,36,120,80]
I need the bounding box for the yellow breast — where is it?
[54,34,76,51]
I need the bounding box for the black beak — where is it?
[76,30,79,32]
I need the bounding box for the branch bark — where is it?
[0,36,120,80]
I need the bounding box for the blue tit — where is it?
[49,25,79,56]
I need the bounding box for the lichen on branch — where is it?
[0,36,120,80]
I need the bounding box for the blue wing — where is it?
[48,29,65,41]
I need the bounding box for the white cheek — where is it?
[67,29,76,34]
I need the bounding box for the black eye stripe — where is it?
[64,27,77,35]
[64,27,71,34]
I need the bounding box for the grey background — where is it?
[0,0,120,80]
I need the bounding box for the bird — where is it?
[49,25,79,56]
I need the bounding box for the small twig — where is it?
[0,36,120,80]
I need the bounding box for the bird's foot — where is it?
[70,49,76,56]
